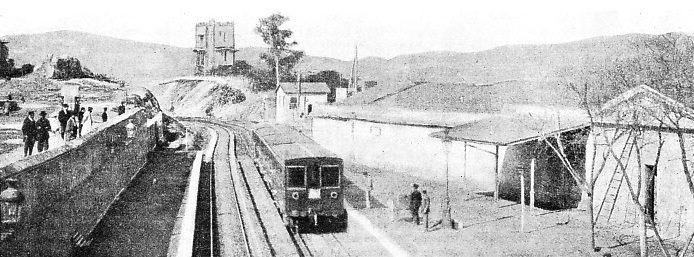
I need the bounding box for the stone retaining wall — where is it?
[0,108,162,256]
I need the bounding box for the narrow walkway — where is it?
[0,131,65,167]
[87,151,194,257]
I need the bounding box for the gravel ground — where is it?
[341,162,676,256]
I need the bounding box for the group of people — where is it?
[20,103,114,157]
[21,111,51,156]
[409,183,431,231]
[57,104,101,142]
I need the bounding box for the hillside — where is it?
[2,30,667,110]
[149,77,269,120]
[5,31,194,82]
[299,33,651,85]
[3,31,270,84]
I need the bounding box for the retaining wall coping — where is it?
[0,108,147,178]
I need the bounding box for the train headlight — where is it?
[330,192,338,199]
[292,192,300,200]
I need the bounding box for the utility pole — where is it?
[441,130,454,229]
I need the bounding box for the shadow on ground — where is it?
[343,178,385,209]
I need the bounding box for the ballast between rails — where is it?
[177,117,302,257]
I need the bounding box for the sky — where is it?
[2,0,694,61]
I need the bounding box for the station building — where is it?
[276,82,329,123]
[310,81,590,209]
[587,85,694,238]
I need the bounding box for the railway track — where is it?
[177,117,380,257]
[298,232,353,257]
[179,118,302,257]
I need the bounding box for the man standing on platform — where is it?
[410,183,422,225]
[420,190,431,231]
[21,111,37,157]
[58,104,70,139]
[77,107,85,137]
[117,102,125,115]
[36,111,52,152]
[102,107,108,122]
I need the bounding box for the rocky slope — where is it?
[149,76,269,121]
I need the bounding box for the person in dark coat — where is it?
[410,183,422,225]
[21,111,37,157]
[36,111,52,152]
[117,102,125,115]
[101,107,108,122]
[78,107,85,137]
[58,104,70,139]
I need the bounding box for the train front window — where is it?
[287,166,305,188]
[321,166,340,187]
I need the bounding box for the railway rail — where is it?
[174,117,369,257]
[176,118,302,257]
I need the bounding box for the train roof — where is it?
[254,123,339,162]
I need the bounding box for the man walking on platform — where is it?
[36,111,52,152]
[410,183,422,225]
[58,104,70,139]
[21,111,37,157]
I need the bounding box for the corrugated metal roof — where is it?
[430,115,589,146]
[278,82,330,94]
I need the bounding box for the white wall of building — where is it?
[276,87,327,123]
[335,88,347,102]
[312,117,503,191]
[587,128,694,238]
[276,87,289,123]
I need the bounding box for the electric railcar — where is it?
[252,124,347,233]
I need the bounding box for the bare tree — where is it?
[560,33,694,257]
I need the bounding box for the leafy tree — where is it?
[54,57,85,79]
[303,70,349,102]
[52,57,120,84]
[213,84,246,105]
[255,13,304,90]
[19,64,34,76]
[209,61,255,77]
[0,43,34,79]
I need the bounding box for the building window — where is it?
[198,35,204,44]
[224,51,227,61]
[289,97,298,109]
[370,126,381,136]
[223,32,227,42]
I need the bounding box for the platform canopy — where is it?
[430,115,589,146]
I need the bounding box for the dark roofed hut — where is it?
[431,115,589,209]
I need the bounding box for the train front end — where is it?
[285,157,347,232]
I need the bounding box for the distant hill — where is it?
[3,31,273,84]
[5,31,194,82]
[299,33,652,86]
[2,30,666,108]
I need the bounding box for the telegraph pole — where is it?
[441,130,454,229]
